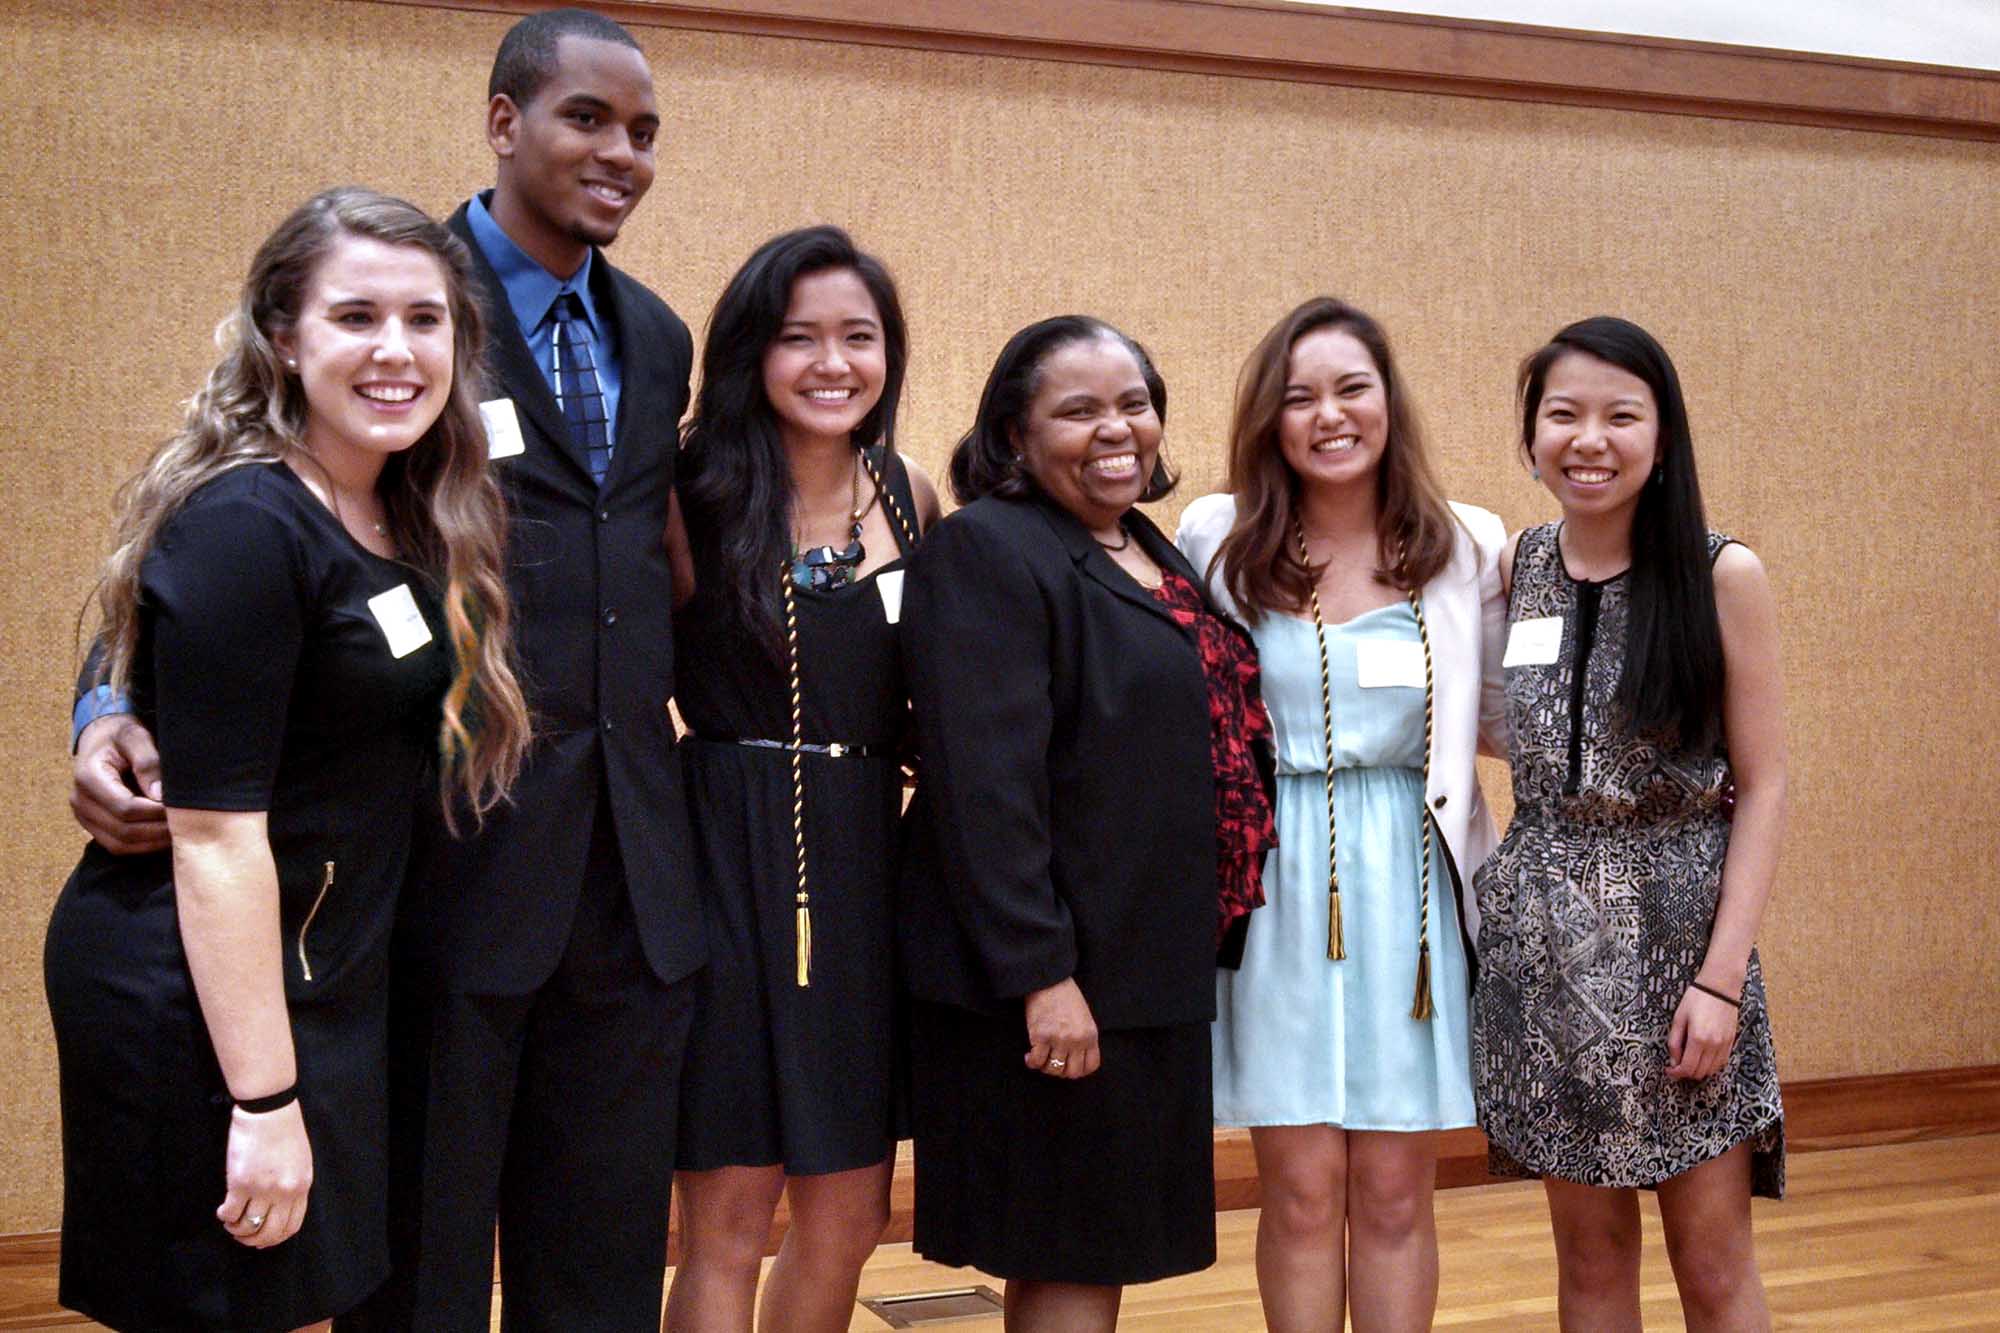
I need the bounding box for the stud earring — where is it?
[1530,466,1541,481]
[285,358,298,370]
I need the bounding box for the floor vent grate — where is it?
[858,1284,1006,1326]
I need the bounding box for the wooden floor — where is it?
[5,1135,1997,1330]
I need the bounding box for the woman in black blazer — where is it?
[900,316,1274,1330]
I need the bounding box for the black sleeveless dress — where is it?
[674,452,919,1174]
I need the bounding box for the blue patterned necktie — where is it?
[551,291,611,484]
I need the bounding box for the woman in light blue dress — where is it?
[1178,297,1506,1332]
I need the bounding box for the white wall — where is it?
[1308,1,2000,71]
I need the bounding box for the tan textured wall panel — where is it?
[1,0,1995,1230]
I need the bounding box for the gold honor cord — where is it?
[1293,519,1439,1019]
[781,569,812,986]
[781,447,923,987]
[1296,519,1346,962]
[1407,589,1437,1021]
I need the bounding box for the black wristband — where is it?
[1688,979,1742,1009]
[234,1083,299,1114]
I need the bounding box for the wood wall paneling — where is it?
[387,0,2000,141]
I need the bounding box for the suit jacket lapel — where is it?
[449,207,596,487]
[1032,497,1187,633]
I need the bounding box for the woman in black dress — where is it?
[42,187,529,1332]
[665,226,940,1333]
[900,317,1274,1330]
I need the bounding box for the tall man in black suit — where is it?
[69,10,705,1330]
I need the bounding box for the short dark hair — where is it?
[678,225,909,654]
[488,8,642,106]
[1519,315,1723,748]
[949,315,1176,506]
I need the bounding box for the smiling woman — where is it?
[900,316,1274,1332]
[277,235,457,556]
[41,187,527,1333]
[667,225,940,1333]
[1474,316,1788,1330]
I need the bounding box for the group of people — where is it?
[42,7,1788,1333]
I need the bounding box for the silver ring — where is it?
[1047,1056,1066,1072]
[245,1213,266,1230]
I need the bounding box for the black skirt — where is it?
[44,865,390,1332]
[909,1001,1215,1286]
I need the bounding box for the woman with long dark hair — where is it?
[1177,297,1506,1331]
[43,187,529,1332]
[665,225,939,1333]
[1473,316,1786,1331]
[901,316,1273,1330]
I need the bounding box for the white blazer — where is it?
[1176,492,1509,948]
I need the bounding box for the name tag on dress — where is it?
[1502,615,1564,667]
[1355,639,1425,688]
[876,569,905,624]
[367,584,434,658]
[480,398,526,459]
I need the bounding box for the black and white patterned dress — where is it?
[1472,523,1784,1199]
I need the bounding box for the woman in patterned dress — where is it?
[1472,316,1787,1331]
[1178,297,1507,1332]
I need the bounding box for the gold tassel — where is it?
[795,898,813,988]
[1410,942,1434,1020]
[1327,890,1346,961]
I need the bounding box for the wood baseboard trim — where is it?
[5,1065,1994,1268]
[368,0,2000,142]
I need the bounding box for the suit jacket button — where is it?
[599,509,611,523]
[1433,793,1447,808]
[602,718,615,733]
[603,608,618,626]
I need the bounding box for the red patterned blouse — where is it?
[1151,567,1276,945]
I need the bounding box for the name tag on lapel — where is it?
[479,398,526,459]
[367,584,434,659]
[1355,639,1426,689]
[876,569,905,624]
[1502,615,1564,668]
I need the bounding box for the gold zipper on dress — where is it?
[297,860,335,982]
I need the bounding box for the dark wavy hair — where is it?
[1520,315,1723,749]
[678,225,908,654]
[1211,297,1456,621]
[949,315,1175,505]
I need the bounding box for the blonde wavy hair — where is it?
[94,186,530,825]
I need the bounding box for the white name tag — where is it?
[1502,615,1564,668]
[876,569,905,624]
[1355,638,1426,689]
[480,398,526,459]
[367,584,434,659]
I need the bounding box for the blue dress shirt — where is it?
[465,191,622,449]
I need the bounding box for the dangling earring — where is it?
[1650,466,1664,486]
